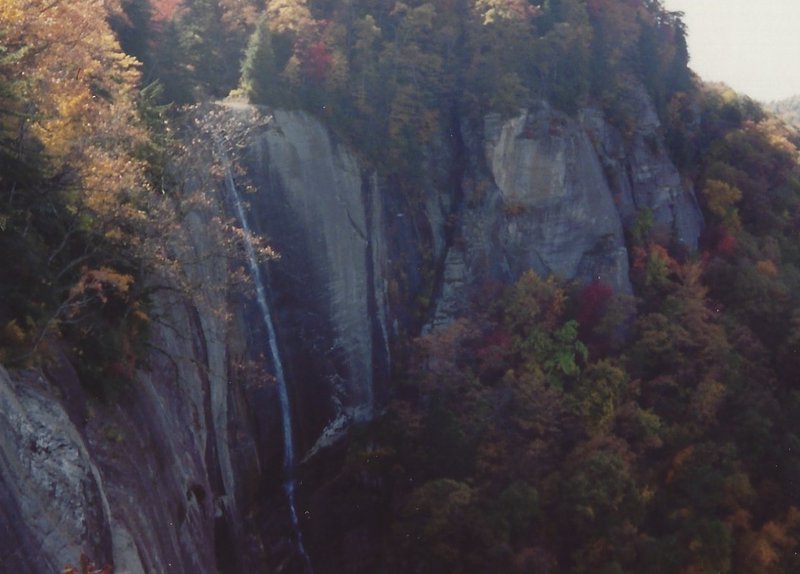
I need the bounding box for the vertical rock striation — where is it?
[579,88,703,249]
[0,289,258,573]
[483,105,631,289]
[244,109,390,454]
[0,366,111,573]
[0,149,269,572]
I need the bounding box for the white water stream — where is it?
[216,140,314,573]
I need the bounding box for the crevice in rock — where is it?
[345,208,368,243]
[425,104,469,329]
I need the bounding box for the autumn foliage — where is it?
[2,0,800,571]
[0,0,190,392]
[63,553,112,574]
[0,0,148,219]
[336,83,800,567]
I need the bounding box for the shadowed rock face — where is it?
[428,95,702,328]
[0,367,110,573]
[0,293,241,574]
[579,88,704,250]
[0,152,274,573]
[243,109,390,454]
[0,94,702,572]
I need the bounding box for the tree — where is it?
[349,14,382,116]
[390,479,487,572]
[535,7,592,113]
[178,0,230,97]
[557,438,642,569]
[0,0,149,241]
[241,16,281,105]
[150,18,195,104]
[110,0,156,76]
[702,179,743,231]
[571,359,629,434]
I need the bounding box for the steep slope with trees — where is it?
[1,0,157,390]
[2,1,800,573]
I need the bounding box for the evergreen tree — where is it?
[241,17,281,105]
[180,0,231,98]
[667,14,692,92]
[151,19,194,104]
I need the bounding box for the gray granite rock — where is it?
[0,367,109,572]
[580,87,703,249]
[243,108,390,452]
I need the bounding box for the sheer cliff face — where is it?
[0,293,257,574]
[243,109,390,453]
[430,105,632,327]
[0,97,702,572]
[486,108,628,281]
[579,88,703,250]
[0,366,111,573]
[429,98,703,327]
[0,167,272,573]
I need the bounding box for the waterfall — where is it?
[215,139,314,574]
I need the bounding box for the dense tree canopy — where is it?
[235,0,692,167]
[0,0,170,396]
[0,0,249,397]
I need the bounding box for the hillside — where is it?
[2,1,800,573]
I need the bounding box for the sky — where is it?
[662,0,800,102]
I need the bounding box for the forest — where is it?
[2,0,800,572]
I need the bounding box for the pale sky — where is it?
[662,0,800,102]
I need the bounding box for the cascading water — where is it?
[215,138,314,574]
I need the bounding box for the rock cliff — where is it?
[0,155,278,572]
[0,292,262,573]
[242,109,390,453]
[430,104,631,327]
[0,94,702,571]
[579,88,703,250]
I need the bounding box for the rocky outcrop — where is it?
[0,366,110,573]
[0,165,274,572]
[0,104,391,573]
[580,88,703,249]
[0,294,260,573]
[430,104,633,327]
[428,94,703,327]
[483,106,631,287]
